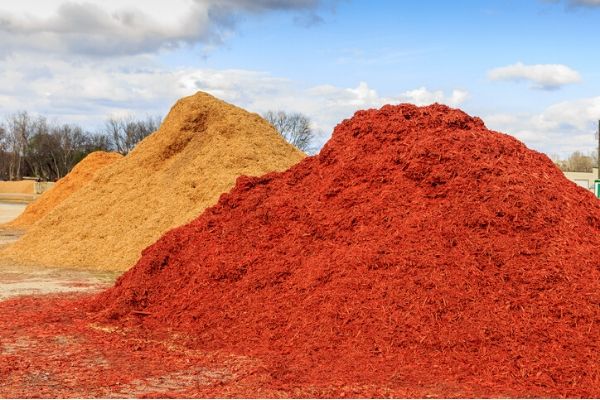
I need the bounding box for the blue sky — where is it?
[0,0,599,157]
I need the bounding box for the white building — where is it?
[563,168,598,192]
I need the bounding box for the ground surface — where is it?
[0,263,115,301]
[0,202,26,224]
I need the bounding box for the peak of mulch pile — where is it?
[93,103,600,397]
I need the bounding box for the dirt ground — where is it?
[0,263,116,301]
[0,202,26,224]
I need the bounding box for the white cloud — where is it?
[0,0,324,57]
[572,0,600,4]
[484,97,600,157]
[399,87,468,107]
[487,62,581,90]
[0,54,469,150]
[545,0,600,7]
[0,1,472,154]
[0,0,338,150]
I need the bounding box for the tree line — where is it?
[6,107,591,181]
[0,109,316,182]
[552,151,598,173]
[0,112,161,181]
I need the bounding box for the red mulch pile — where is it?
[84,103,600,397]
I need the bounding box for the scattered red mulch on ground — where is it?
[3,103,600,397]
[0,294,424,398]
[87,103,600,397]
[0,294,265,398]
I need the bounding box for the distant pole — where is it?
[598,119,600,179]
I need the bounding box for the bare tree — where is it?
[51,124,88,179]
[25,121,111,181]
[86,132,112,152]
[24,117,53,180]
[0,123,10,180]
[104,115,161,155]
[5,111,36,180]
[263,110,314,152]
[24,121,81,180]
[555,151,595,172]
[0,111,157,181]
